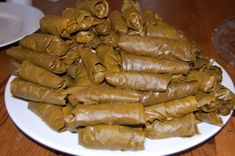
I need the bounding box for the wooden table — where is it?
[0,0,235,155]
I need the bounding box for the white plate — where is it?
[0,2,44,48]
[4,63,235,156]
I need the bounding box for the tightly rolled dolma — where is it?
[76,31,95,43]
[16,61,66,89]
[145,96,200,122]
[11,78,66,105]
[76,0,109,18]
[79,48,105,84]
[109,10,128,34]
[186,70,218,92]
[121,53,190,74]
[62,8,93,31]
[96,44,121,73]
[79,125,145,150]
[66,85,142,105]
[40,15,76,38]
[141,81,198,106]
[106,72,171,91]
[121,0,143,32]
[118,35,201,61]
[145,113,199,139]
[66,102,145,128]
[194,111,223,126]
[6,47,67,74]
[93,18,111,35]
[146,24,187,41]
[28,101,65,132]
[20,33,68,57]
[142,8,157,25]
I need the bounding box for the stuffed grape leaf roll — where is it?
[79,125,145,150]
[10,78,66,105]
[16,61,66,89]
[121,53,190,74]
[146,24,187,41]
[145,113,199,139]
[6,47,67,74]
[62,8,93,31]
[76,0,109,18]
[79,48,105,84]
[66,102,145,128]
[145,96,201,122]
[20,33,68,57]
[66,85,142,105]
[121,0,143,32]
[118,35,201,61]
[28,101,65,132]
[40,15,77,38]
[141,81,198,106]
[106,71,171,91]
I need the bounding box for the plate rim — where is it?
[0,2,44,48]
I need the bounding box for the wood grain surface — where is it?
[0,0,235,155]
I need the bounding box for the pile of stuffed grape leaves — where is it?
[7,0,235,151]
